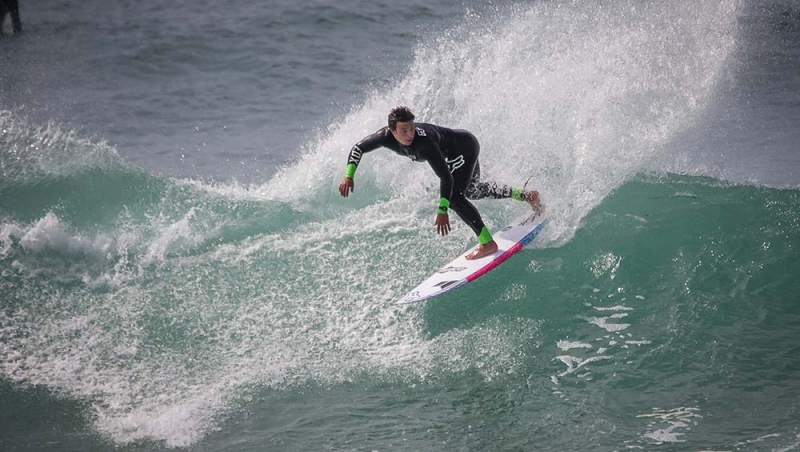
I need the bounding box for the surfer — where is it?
[338,106,541,260]
[0,0,21,35]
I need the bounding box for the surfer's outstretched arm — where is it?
[425,149,455,237]
[338,129,388,197]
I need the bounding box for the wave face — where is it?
[1,0,777,449]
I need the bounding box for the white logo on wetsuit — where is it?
[415,127,426,137]
[446,155,465,173]
[348,146,363,165]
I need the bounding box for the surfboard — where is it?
[397,212,546,305]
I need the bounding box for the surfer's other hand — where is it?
[339,177,354,197]
[435,213,450,236]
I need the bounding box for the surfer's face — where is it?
[391,121,415,146]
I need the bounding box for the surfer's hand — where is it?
[339,177,354,197]
[435,213,450,236]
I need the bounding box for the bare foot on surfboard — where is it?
[523,190,544,214]
[466,240,498,260]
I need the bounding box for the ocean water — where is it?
[1,0,800,451]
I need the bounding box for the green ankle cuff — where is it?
[478,227,493,245]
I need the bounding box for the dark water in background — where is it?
[1,0,470,182]
[2,0,800,450]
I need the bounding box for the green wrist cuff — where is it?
[438,197,450,208]
[511,188,523,201]
[437,207,448,215]
[478,227,493,245]
[345,163,357,179]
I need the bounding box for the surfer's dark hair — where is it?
[388,106,415,130]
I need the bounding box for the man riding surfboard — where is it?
[338,106,541,260]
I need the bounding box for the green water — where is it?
[2,154,799,450]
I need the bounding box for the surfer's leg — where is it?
[10,0,21,34]
[464,161,542,212]
[444,135,497,259]
[449,139,491,238]
[0,3,6,34]
[465,165,514,199]
[1,0,21,34]
[451,133,540,211]
[449,196,498,260]
[448,195,484,236]
[464,162,536,202]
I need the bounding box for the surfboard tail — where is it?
[397,279,468,305]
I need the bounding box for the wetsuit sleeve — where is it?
[345,129,386,178]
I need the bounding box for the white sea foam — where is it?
[637,407,703,444]
[0,111,122,181]
[587,316,631,332]
[556,340,593,351]
[1,212,115,257]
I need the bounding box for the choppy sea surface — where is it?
[2,0,800,450]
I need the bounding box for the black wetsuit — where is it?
[346,123,515,236]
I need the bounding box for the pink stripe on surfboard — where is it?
[465,242,524,283]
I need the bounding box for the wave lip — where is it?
[0,111,123,185]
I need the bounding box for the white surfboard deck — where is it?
[397,212,546,305]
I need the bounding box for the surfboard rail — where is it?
[397,213,546,305]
